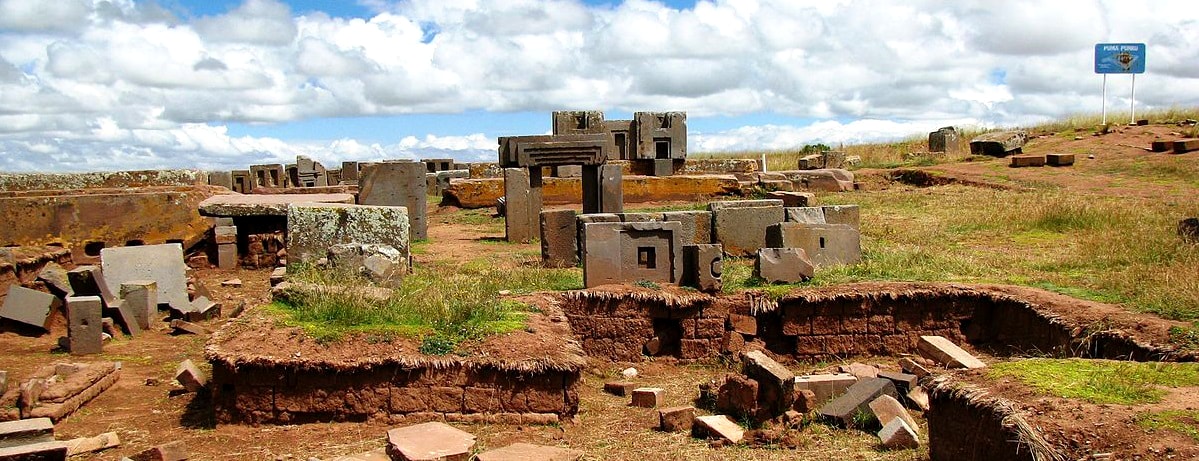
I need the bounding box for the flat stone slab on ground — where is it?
[0,417,54,448]
[475,443,583,461]
[1174,138,1199,154]
[691,415,744,444]
[386,422,476,461]
[794,373,858,405]
[198,193,355,217]
[877,371,918,392]
[100,244,189,312]
[918,335,986,369]
[0,285,60,330]
[0,440,69,460]
[818,377,899,426]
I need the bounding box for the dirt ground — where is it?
[1,122,1197,459]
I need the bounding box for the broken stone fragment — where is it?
[691,415,744,444]
[603,382,636,397]
[129,441,188,461]
[877,417,920,449]
[868,394,918,434]
[174,359,208,393]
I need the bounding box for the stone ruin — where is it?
[539,199,861,290]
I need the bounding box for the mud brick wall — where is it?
[211,363,579,425]
[561,294,726,361]
[778,291,1087,360]
[926,382,1033,461]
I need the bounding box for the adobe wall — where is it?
[210,363,579,425]
[562,284,1183,363]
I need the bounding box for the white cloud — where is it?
[0,0,1197,172]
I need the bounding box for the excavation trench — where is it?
[208,282,1191,458]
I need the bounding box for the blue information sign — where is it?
[1095,43,1146,74]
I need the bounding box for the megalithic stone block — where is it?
[503,167,542,243]
[709,199,785,256]
[575,213,620,263]
[0,285,61,330]
[582,164,623,214]
[99,244,189,313]
[765,222,861,268]
[582,221,682,288]
[878,417,920,449]
[499,134,611,168]
[66,296,103,355]
[0,441,70,460]
[539,209,578,268]
[868,394,918,434]
[661,210,712,245]
[118,281,157,331]
[753,248,814,283]
[175,359,208,392]
[358,161,428,241]
[680,244,722,293]
[66,266,117,307]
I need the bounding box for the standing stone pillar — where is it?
[67,296,103,355]
[359,161,428,241]
[582,164,624,214]
[504,168,542,243]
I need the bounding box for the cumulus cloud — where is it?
[0,0,1196,172]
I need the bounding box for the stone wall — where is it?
[211,363,579,425]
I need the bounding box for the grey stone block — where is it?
[928,126,959,153]
[100,244,189,312]
[819,377,899,426]
[67,296,103,355]
[286,203,410,266]
[681,244,722,293]
[784,207,826,224]
[661,210,712,245]
[821,204,860,230]
[503,168,542,243]
[540,210,578,268]
[36,263,72,297]
[753,248,814,283]
[119,281,157,331]
[709,199,785,256]
[969,130,1027,156]
[0,285,60,330]
[359,161,428,241]
[576,213,621,263]
[66,266,117,307]
[582,221,682,288]
[765,223,861,267]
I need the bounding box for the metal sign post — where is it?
[1094,43,1146,125]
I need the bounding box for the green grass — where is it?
[806,187,1199,321]
[989,359,1199,405]
[1136,410,1199,441]
[274,260,580,351]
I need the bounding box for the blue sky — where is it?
[0,0,1195,172]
